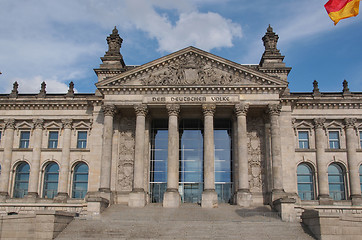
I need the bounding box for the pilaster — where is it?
[163,104,181,208]
[267,104,285,201]
[55,119,72,202]
[99,105,116,199]
[27,119,44,199]
[344,118,362,205]
[129,104,148,207]
[201,104,218,208]
[0,119,15,200]
[314,118,332,204]
[234,103,252,207]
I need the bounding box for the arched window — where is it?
[13,162,30,198]
[328,163,346,200]
[43,162,59,198]
[72,162,88,199]
[360,165,362,194]
[297,163,315,200]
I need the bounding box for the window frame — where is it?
[297,163,315,200]
[298,130,310,149]
[328,163,346,200]
[19,131,30,149]
[76,131,88,149]
[47,131,59,149]
[42,162,59,199]
[359,131,362,149]
[328,130,340,149]
[72,162,89,199]
[13,162,30,198]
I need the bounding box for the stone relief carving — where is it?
[141,54,263,86]
[247,117,266,193]
[117,116,136,192]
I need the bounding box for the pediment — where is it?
[96,47,288,89]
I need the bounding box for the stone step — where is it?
[56,204,316,240]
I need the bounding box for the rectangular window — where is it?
[77,131,87,149]
[329,131,340,149]
[298,131,309,149]
[48,131,59,149]
[0,131,2,144]
[360,131,362,149]
[19,131,30,148]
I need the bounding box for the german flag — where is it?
[325,0,360,25]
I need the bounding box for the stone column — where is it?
[344,118,362,205]
[28,119,44,198]
[99,105,116,194]
[314,118,331,204]
[201,104,218,208]
[55,119,72,201]
[129,104,148,207]
[163,104,181,208]
[235,103,252,207]
[267,104,285,201]
[0,119,15,200]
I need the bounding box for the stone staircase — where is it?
[56,204,316,240]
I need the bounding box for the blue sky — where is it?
[0,0,361,94]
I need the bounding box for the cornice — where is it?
[0,98,102,110]
[98,85,285,95]
[96,47,288,88]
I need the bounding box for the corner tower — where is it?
[259,25,291,82]
[94,27,126,82]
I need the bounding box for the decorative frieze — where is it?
[247,117,266,192]
[267,104,281,116]
[235,103,249,116]
[117,116,136,192]
[62,119,73,129]
[313,118,326,129]
[166,104,180,116]
[344,118,356,129]
[134,104,148,116]
[4,119,15,129]
[32,119,44,129]
[202,104,216,116]
[102,105,117,116]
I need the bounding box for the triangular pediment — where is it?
[96,47,288,89]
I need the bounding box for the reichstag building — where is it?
[0,26,361,237]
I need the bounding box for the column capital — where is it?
[4,118,15,129]
[313,118,326,129]
[102,104,117,116]
[235,103,249,116]
[61,119,73,129]
[33,119,44,129]
[344,118,357,129]
[166,104,180,116]
[134,104,148,116]
[267,104,281,116]
[202,104,216,116]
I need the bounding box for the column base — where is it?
[235,190,252,207]
[99,188,113,203]
[351,194,362,206]
[201,189,218,208]
[163,189,180,208]
[54,192,69,203]
[318,194,333,205]
[128,189,146,208]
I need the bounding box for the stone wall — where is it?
[0,210,75,239]
[302,207,362,240]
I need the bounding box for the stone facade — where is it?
[0,26,361,238]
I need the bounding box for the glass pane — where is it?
[328,164,345,200]
[14,162,30,198]
[297,164,314,200]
